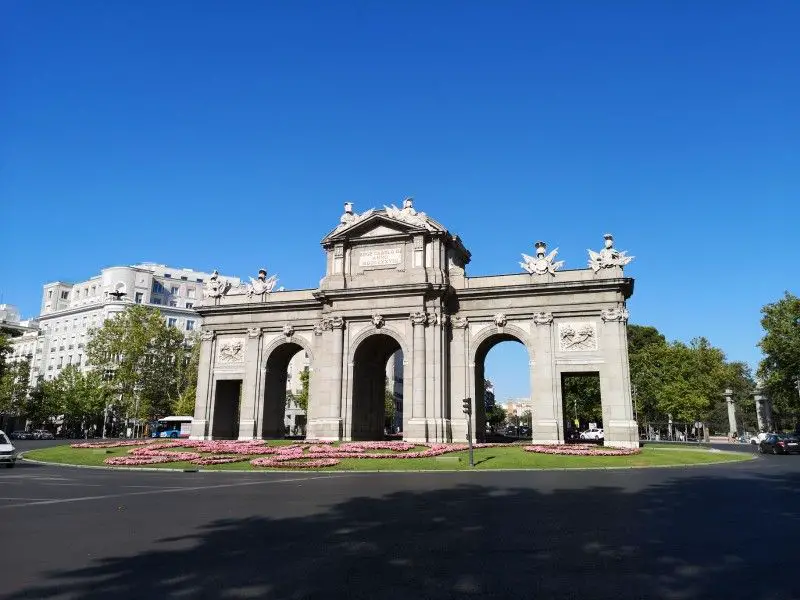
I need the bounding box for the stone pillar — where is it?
[754,386,772,431]
[307,317,344,440]
[238,327,262,440]
[724,388,737,438]
[190,331,215,440]
[406,311,429,441]
[449,316,470,442]
[530,312,561,444]
[598,307,638,449]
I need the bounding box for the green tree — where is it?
[44,365,106,435]
[562,375,602,425]
[23,378,59,429]
[384,379,397,430]
[0,333,12,380]
[173,335,200,416]
[0,358,31,417]
[758,292,800,425]
[86,305,193,424]
[295,367,309,412]
[486,404,507,431]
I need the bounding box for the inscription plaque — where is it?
[359,247,402,267]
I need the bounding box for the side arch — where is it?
[469,323,532,366]
[262,333,315,368]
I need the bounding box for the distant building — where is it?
[503,398,532,418]
[7,263,240,386]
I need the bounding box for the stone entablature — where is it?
[192,199,638,448]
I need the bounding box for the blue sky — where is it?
[2,1,798,400]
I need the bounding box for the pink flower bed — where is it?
[72,440,155,449]
[250,456,341,469]
[524,444,640,456]
[190,455,249,465]
[104,455,174,466]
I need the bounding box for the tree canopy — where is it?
[757,292,800,425]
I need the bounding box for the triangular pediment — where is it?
[322,211,431,244]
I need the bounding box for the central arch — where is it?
[351,333,403,441]
[473,328,532,441]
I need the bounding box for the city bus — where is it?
[150,416,193,438]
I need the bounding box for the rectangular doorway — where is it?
[212,379,242,440]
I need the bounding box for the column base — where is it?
[605,419,639,449]
[237,419,256,441]
[532,419,563,445]
[306,418,343,441]
[189,419,208,440]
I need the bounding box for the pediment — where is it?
[322,212,429,244]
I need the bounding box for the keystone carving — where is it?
[494,313,508,327]
[371,314,385,329]
[282,324,295,338]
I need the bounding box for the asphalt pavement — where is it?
[1,443,797,600]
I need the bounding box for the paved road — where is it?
[1,447,797,600]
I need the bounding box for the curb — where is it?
[20,449,757,475]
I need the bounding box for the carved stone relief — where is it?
[410,311,428,326]
[218,338,245,363]
[558,322,598,352]
[282,324,295,338]
[451,315,469,329]
[246,327,262,338]
[200,330,215,342]
[371,314,385,329]
[494,313,508,327]
[532,311,553,325]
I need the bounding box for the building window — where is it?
[61,291,69,300]
[170,286,179,295]
[168,300,177,307]
[185,302,193,309]
[135,292,143,304]
[164,273,171,278]
[187,288,196,299]
[167,318,177,328]
[180,276,188,281]
[48,290,53,299]
[196,278,203,283]
[151,298,161,305]
[152,281,165,294]
[186,320,195,331]
[67,355,73,365]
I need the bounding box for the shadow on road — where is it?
[7,466,800,600]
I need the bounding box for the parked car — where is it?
[0,430,18,468]
[32,430,54,440]
[751,432,770,445]
[9,431,33,440]
[580,427,604,441]
[759,434,800,455]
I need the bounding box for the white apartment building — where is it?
[7,263,240,384]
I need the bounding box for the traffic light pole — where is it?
[463,397,474,468]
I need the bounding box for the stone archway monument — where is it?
[191,199,638,448]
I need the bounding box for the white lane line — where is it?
[0,474,350,509]
[38,483,102,487]
[0,497,65,501]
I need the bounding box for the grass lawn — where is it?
[23,442,752,472]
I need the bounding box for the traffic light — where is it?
[462,397,472,415]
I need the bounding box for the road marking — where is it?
[0,474,350,509]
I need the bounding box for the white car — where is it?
[580,427,604,441]
[750,432,770,445]
[0,430,18,468]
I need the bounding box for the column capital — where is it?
[601,306,629,323]
[410,311,428,326]
[200,330,215,342]
[532,311,553,325]
[451,315,469,329]
[246,327,262,339]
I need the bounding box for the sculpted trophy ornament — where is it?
[494,313,508,327]
[601,306,629,323]
[371,314,385,329]
[218,339,244,363]
[520,241,565,276]
[248,269,279,299]
[588,234,634,273]
[203,270,231,303]
[558,323,598,351]
[384,198,437,231]
[334,201,373,232]
[532,311,554,325]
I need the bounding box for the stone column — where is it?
[754,386,772,431]
[724,388,737,438]
[330,317,345,422]
[238,327,262,440]
[530,312,561,444]
[598,307,638,449]
[190,330,215,440]
[406,311,429,442]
